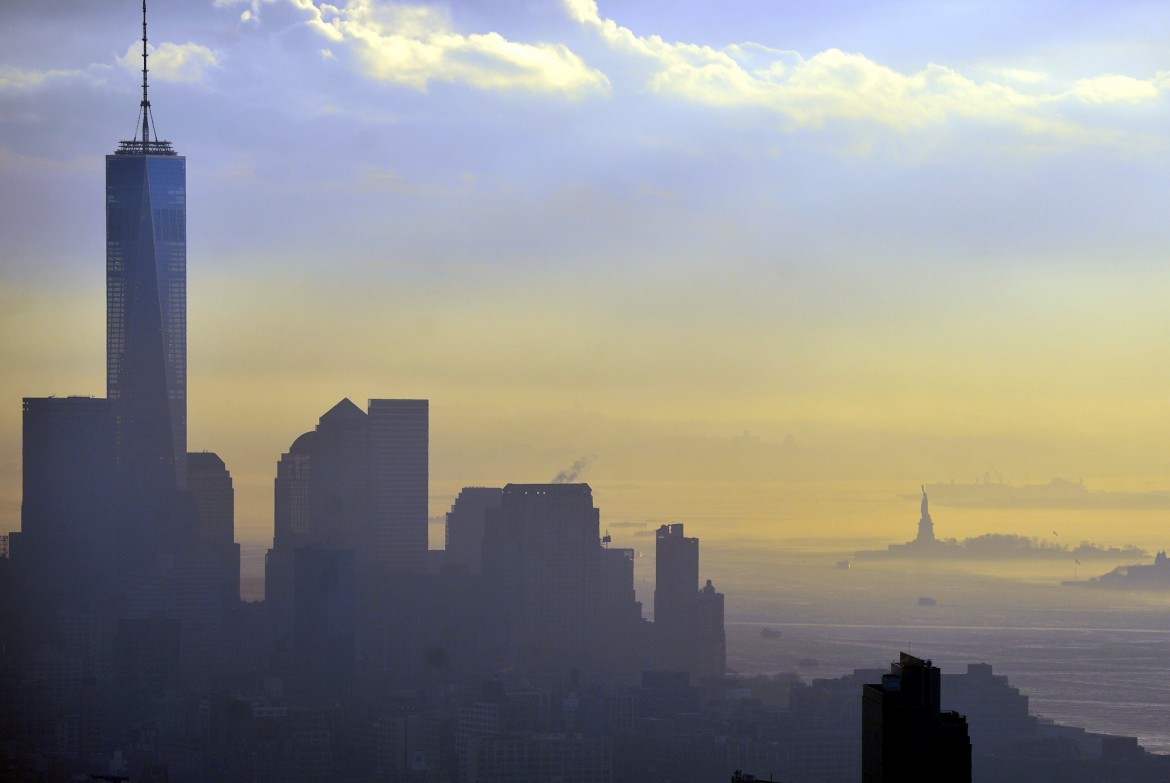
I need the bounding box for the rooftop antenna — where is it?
[117,0,174,155]
[140,0,151,146]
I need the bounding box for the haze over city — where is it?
[3,0,1170,548]
[7,3,1170,782]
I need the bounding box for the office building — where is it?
[187,450,241,618]
[599,544,644,662]
[19,396,118,607]
[274,431,315,550]
[482,483,601,673]
[105,31,186,492]
[445,486,503,574]
[293,545,357,700]
[862,652,971,783]
[654,523,698,633]
[268,398,429,577]
[695,578,726,679]
[187,451,234,547]
[368,399,429,573]
[652,523,725,679]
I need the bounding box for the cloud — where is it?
[0,66,89,91]
[1068,74,1161,105]
[252,0,608,96]
[117,41,221,84]
[566,0,1168,136]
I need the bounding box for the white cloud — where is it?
[270,0,608,96]
[1067,74,1160,105]
[0,66,88,91]
[117,41,221,84]
[566,0,1168,136]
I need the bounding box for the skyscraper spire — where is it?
[141,0,150,146]
[119,0,172,155]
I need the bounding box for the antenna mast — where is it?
[140,0,150,146]
[116,0,174,154]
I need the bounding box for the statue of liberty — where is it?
[916,485,936,544]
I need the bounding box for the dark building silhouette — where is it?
[187,451,241,659]
[1,17,246,767]
[274,430,315,550]
[114,617,182,729]
[265,398,429,682]
[599,543,645,664]
[293,546,357,700]
[369,398,429,574]
[188,452,234,549]
[655,523,698,632]
[445,486,503,575]
[268,398,428,577]
[17,396,118,609]
[653,523,726,679]
[695,577,726,678]
[482,483,602,675]
[862,652,972,783]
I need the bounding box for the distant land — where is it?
[906,478,1170,509]
[1065,550,1170,590]
[859,486,1148,560]
[857,533,1148,561]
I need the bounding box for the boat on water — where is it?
[917,596,938,606]
[760,628,782,639]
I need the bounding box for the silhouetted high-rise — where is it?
[188,450,241,609]
[274,430,315,550]
[862,652,971,783]
[369,399,429,573]
[106,14,186,491]
[18,396,118,608]
[445,486,503,575]
[268,398,428,574]
[654,523,698,633]
[482,483,601,673]
[187,451,234,548]
[293,545,357,700]
[652,523,725,679]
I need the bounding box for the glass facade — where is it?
[106,150,187,490]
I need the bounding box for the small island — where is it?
[855,486,1147,561]
[1064,550,1170,589]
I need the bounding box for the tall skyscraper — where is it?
[654,523,698,632]
[187,451,234,549]
[188,450,241,609]
[274,431,316,550]
[266,398,430,659]
[482,483,601,673]
[653,523,725,679]
[862,652,972,783]
[106,4,186,491]
[369,399,429,573]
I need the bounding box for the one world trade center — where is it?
[106,1,186,493]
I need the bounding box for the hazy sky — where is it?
[2,0,1169,542]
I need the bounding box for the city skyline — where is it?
[2,1,1170,544]
[9,7,1170,780]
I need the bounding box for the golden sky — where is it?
[2,0,1170,544]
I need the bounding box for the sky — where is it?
[2,0,1170,545]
